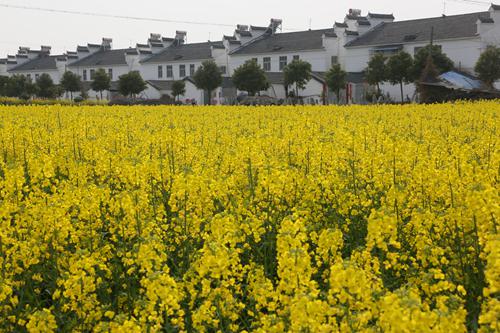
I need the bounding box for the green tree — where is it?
[366,53,387,95]
[283,59,312,98]
[36,73,57,99]
[118,71,147,99]
[0,75,9,96]
[193,60,223,105]
[60,71,82,100]
[171,80,186,102]
[5,75,38,99]
[475,45,500,89]
[387,51,414,103]
[325,64,347,104]
[91,68,111,100]
[231,59,269,96]
[412,45,454,80]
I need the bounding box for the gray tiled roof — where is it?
[346,11,490,47]
[9,55,59,72]
[231,28,335,55]
[368,13,395,20]
[69,49,129,67]
[141,41,223,63]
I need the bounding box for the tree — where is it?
[387,51,414,103]
[5,75,37,99]
[283,59,312,98]
[171,80,186,102]
[193,60,223,105]
[36,73,57,99]
[0,75,9,96]
[60,71,82,100]
[91,68,111,100]
[412,45,454,80]
[231,59,269,96]
[118,71,147,99]
[366,53,387,95]
[325,64,347,104]
[475,45,500,89]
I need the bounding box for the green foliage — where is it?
[171,81,186,101]
[366,53,387,94]
[193,60,223,105]
[475,45,500,88]
[91,69,111,99]
[60,71,82,99]
[231,59,269,96]
[387,51,414,102]
[118,71,147,98]
[283,59,312,97]
[4,75,38,99]
[325,64,347,103]
[36,73,58,99]
[413,45,454,80]
[0,75,9,96]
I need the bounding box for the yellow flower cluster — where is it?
[0,102,498,332]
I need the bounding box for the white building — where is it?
[2,4,500,104]
[344,5,500,100]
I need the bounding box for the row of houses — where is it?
[1,5,500,104]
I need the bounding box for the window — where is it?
[26,74,31,81]
[331,56,338,66]
[83,70,87,81]
[166,65,173,78]
[108,68,113,80]
[263,57,271,71]
[90,69,95,80]
[251,58,258,63]
[179,64,186,77]
[190,64,195,76]
[279,56,287,70]
[293,55,300,61]
[219,66,227,74]
[158,65,163,78]
[35,74,39,80]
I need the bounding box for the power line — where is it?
[0,3,236,28]
[444,0,491,6]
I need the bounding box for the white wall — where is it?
[7,69,61,83]
[229,49,329,74]
[141,60,205,81]
[68,64,129,83]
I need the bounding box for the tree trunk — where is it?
[207,90,212,105]
[70,91,73,100]
[400,82,404,103]
[376,82,381,96]
[100,91,103,100]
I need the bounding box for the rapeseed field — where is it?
[0,102,498,332]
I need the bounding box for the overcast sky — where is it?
[0,0,492,56]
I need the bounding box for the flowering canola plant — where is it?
[0,102,498,332]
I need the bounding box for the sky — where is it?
[0,0,493,56]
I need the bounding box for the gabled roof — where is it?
[9,55,60,72]
[368,13,395,19]
[250,25,268,31]
[231,28,335,55]
[479,17,494,23]
[69,49,129,67]
[236,30,253,37]
[141,41,223,63]
[346,11,490,47]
